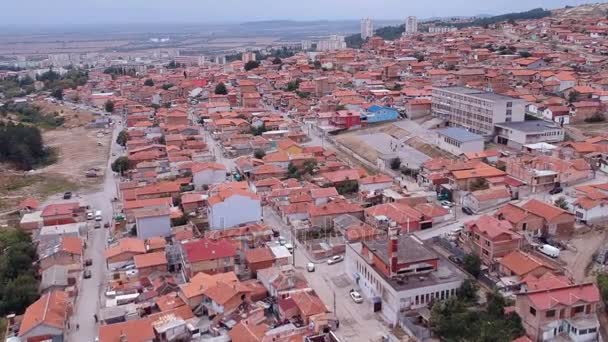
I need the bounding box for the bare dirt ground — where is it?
[0,104,111,213]
[560,226,608,283]
[570,122,608,138]
[38,126,111,185]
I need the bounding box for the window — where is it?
[529,307,536,316]
[589,328,597,333]
[579,329,588,335]
[546,309,556,318]
[573,305,584,314]
[506,109,512,116]
[507,102,513,108]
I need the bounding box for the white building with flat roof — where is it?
[432,86,526,136]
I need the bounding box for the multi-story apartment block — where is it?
[405,16,418,35]
[361,18,374,40]
[432,86,526,136]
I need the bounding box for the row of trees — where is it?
[39,68,89,100]
[0,123,51,170]
[0,229,39,316]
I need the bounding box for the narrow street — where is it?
[66,115,124,342]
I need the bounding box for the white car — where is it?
[350,290,363,304]
[327,255,344,265]
[440,200,454,208]
[278,236,287,246]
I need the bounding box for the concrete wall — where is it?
[136,215,171,239]
[208,195,262,229]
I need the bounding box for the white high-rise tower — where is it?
[361,18,374,40]
[405,16,418,35]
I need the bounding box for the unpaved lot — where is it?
[38,126,112,185]
[560,227,608,283]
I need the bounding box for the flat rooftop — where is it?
[436,127,483,142]
[434,86,521,101]
[352,236,467,292]
[495,120,562,133]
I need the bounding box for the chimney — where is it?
[388,236,398,275]
[119,330,128,342]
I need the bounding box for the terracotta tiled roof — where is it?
[182,238,237,263]
[134,251,168,269]
[19,291,69,337]
[98,318,155,342]
[499,250,554,277]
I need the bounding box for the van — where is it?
[538,244,560,258]
[307,262,315,272]
[284,243,294,254]
[95,210,102,221]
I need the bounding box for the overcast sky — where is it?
[0,0,598,26]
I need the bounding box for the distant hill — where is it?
[437,8,551,28]
[345,7,551,47]
[552,2,608,18]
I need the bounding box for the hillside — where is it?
[552,2,608,18]
[345,7,551,47]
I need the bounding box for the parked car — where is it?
[83,270,92,279]
[440,200,454,208]
[84,258,93,266]
[350,290,363,304]
[63,191,72,199]
[94,222,101,229]
[104,222,110,228]
[327,255,344,265]
[549,187,563,195]
[307,262,315,272]
[461,207,474,215]
[448,255,463,264]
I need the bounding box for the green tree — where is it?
[161,83,174,90]
[301,159,318,176]
[214,82,228,95]
[104,100,115,113]
[254,149,266,159]
[470,178,489,191]
[244,60,260,71]
[554,196,569,210]
[50,88,63,100]
[0,274,39,315]
[518,51,532,58]
[390,157,402,170]
[272,57,282,65]
[116,129,128,147]
[568,90,580,103]
[111,156,130,175]
[598,273,608,305]
[287,162,300,179]
[463,253,482,278]
[286,79,300,92]
[144,79,155,87]
[336,179,359,195]
[313,60,322,69]
[485,290,506,318]
[456,278,479,304]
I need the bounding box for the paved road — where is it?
[262,206,390,341]
[66,115,123,342]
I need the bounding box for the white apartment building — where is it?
[317,35,347,51]
[361,18,374,40]
[431,86,526,136]
[428,26,457,34]
[405,16,418,35]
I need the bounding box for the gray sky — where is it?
[0,0,598,26]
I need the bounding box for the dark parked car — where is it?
[84,258,93,266]
[83,270,92,279]
[448,255,463,264]
[461,207,474,215]
[63,191,72,199]
[549,187,563,195]
[104,222,110,228]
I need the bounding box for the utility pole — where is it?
[333,290,336,315]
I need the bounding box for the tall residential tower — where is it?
[361,17,374,40]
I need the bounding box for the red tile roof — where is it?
[182,238,237,262]
[19,291,69,337]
